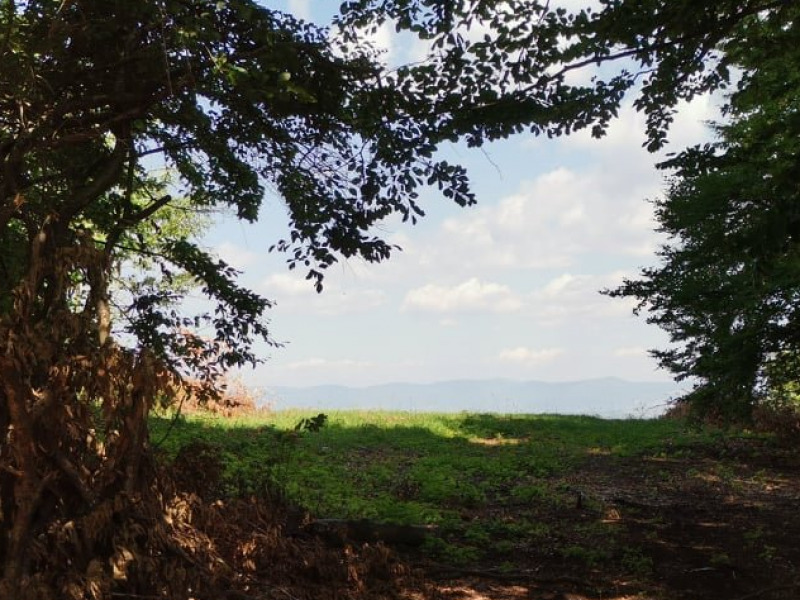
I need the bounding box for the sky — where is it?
[203,1,721,391]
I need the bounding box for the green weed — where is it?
[561,544,611,567]
[621,547,654,576]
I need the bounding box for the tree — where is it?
[0,0,790,596]
[606,3,800,420]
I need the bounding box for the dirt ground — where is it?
[404,437,800,600]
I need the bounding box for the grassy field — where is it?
[151,412,714,553]
[150,409,800,599]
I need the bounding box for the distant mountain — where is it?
[260,377,683,418]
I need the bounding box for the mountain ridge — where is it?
[260,377,682,418]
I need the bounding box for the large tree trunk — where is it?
[0,359,40,587]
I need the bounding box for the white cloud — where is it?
[262,272,312,296]
[214,241,259,270]
[613,346,649,358]
[529,271,637,325]
[498,346,564,365]
[449,96,719,274]
[261,272,387,316]
[428,164,662,277]
[331,19,396,65]
[541,273,577,297]
[369,21,395,61]
[403,278,523,313]
[287,0,310,21]
[563,95,718,158]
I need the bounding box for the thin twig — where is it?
[273,587,301,600]
[479,146,502,178]
[151,391,188,449]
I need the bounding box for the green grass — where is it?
[150,409,723,565]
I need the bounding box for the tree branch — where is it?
[59,137,129,225]
[50,449,94,505]
[105,194,174,260]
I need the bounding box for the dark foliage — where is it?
[607,3,800,420]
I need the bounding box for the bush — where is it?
[752,402,800,444]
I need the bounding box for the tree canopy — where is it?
[0,0,794,596]
[607,2,800,420]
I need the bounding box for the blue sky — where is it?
[203,1,720,390]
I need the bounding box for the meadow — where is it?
[151,410,800,600]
